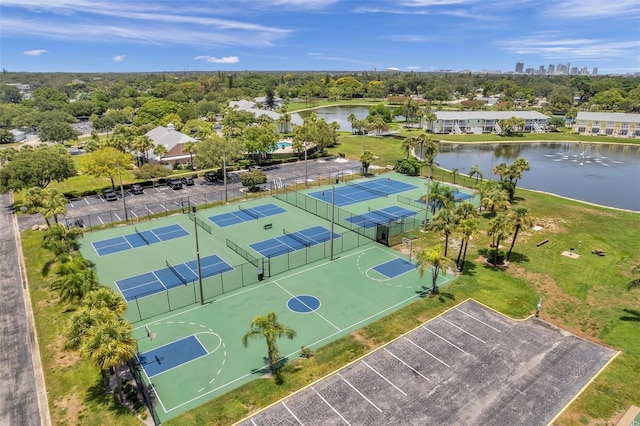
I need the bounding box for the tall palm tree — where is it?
[347,113,357,134]
[430,207,455,256]
[451,167,459,185]
[242,311,296,375]
[80,318,136,402]
[133,135,154,164]
[421,137,439,230]
[401,136,418,159]
[493,162,509,181]
[456,217,479,272]
[506,157,530,201]
[487,214,512,266]
[425,111,437,132]
[507,207,533,261]
[41,188,67,226]
[469,164,483,184]
[64,307,114,350]
[482,187,510,217]
[41,223,82,258]
[50,255,99,303]
[152,144,168,162]
[416,244,455,296]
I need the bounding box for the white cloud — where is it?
[407,66,422,70]
[194,55,240,64]
[112,55,126,62]
[23,49,47,56]
[545,0,640,18]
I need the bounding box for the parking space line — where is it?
[281,402,303,425]
[441,318,486,343]
[455,308,503,333]
[84,198,89,205]
[68,200,74,208]
[403,337,450,368]
[114,212,121,221]
[97,216,104,225]
[337,373,382,412]
[146,207,153,215]
[159,204,168,211]
[130,210,138,218]
[312,387,352,425]
[362,360,406,396]
[383,348,430,381]
[424,328,468,354]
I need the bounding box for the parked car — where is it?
[203,172,218,183]
[103,189,118,201]
[180,176,195,186]
[248,165,262,171]
[131,184,143,195]
[167,178,183,190]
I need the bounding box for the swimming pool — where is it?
[277,140,292,149]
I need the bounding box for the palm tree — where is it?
[506,157,530,201]
[401,136,418,159]
[451,167,459,185]
[456,217,479,272]
[469,164,483,184]
[415,109,424,129]
[493,162,509,181]
[430,207,455,256]
[482,187,510,217]
[41,223,82,258]
[50,255,100,303]
[507,207,533,261]
[347,113,357,134]
[416,244,455,296]
[183,141,197,170]
[84,288,127,317]
[64,307,114,350]
[41,188,67,226]
[487,214,512,266]
[152,144,168,162]
[133,135,154,164]
[80,318,136,402]
[425,111,437,132]
[242,311,296,375]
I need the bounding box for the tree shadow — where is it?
[620,308,640,322]
[457,260,477,276]
[85,374,131,416]
[507,252,530,263]
[438,292,455,303]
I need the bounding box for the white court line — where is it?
[281,402,304,425]
[455,308,503,333]
[441,318,486,343]
[274,282,340,331]
[337,373,382,412]
[152,271,169,291]
[424,328,468,354]
[312,387,352,426]
[383,348,430,381]
[403,337,450,368]
[362,360,406,396]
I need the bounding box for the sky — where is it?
[1,0,639,74]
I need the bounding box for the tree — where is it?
[65,307,114,350]
[487,214,512,266]
[82,148,133,190]
[80,317,136,402]
[195,134,245,170]
[498,117,526,136]
[360,150,376,176]
[152,143,168,162]
[242,311,296,374]
[455,217,479,273]
[240,170,267,192]
[132,135,154,164]
[0,129,14,144]
[451,167,459,185]
[132,163,171,180]
[506,207,532,261]
[506,157,530,201]
[41,223,82,258]
[401,137,418,159]
[421,137,439,230]
[50,255,99,303]
[347,113,357,134]
[430,206,455,256]
[481,186,510,217]
[243,124,278,163]
[40,188,68,226]
[416,244,455,296]
[84,288,127,317]
[0,145,76,191]
[38,121,78,144]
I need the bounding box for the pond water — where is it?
[429,142,640,211]
[298,105,395,131]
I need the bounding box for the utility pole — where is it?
[192,206,204,305]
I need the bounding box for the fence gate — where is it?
[375,223,390,246]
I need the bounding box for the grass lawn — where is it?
[22,131,640,425]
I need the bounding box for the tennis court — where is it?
[91,224,189,256]
[129,244,453,422]
[115,254,233,301]
[249,225,340,258]
[208,203,286,227]
[346,206,418,228]
[308,178,418,207]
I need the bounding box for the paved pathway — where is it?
[0,193,48,425]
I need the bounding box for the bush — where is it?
[240,171,267,192]
[487,249,506,265]
[395,158,422,176]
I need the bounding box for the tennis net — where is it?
[165,260,187,285]
[239,204,259,219]
[135,227,149,245]
[345,180,388,198]
[368,207,399,222]
[283,229,311,247]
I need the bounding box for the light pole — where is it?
[192,206,204,305]
[304,142,308,186]
[117,159,129,221]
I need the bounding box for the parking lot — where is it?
[18,158,365,231]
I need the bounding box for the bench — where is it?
[536,239,549,247]
[592,249,605,256]
[263,223,272,230]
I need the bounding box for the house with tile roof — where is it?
[145,123,198,167]
[573,112,640,137]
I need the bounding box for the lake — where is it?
[430,142,640,211]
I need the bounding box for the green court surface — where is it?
[131,244,452,422]
[77,173,465,422]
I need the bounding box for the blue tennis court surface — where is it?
[250,225,341,258]
[92,224,189,256]
[138,335,207,377]
[454,190,474,201]
[345,206,418,228]
[116,254,233,301]
[208,203,286,227]
[373,258,416,278]
[309,178,418,207]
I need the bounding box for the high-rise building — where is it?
[592,67,598,75]
[570,67,578,75]
[539,65,546,75]
[548,64,555,74]
[515,62,524,73]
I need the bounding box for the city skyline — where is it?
[1,0,639,74]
